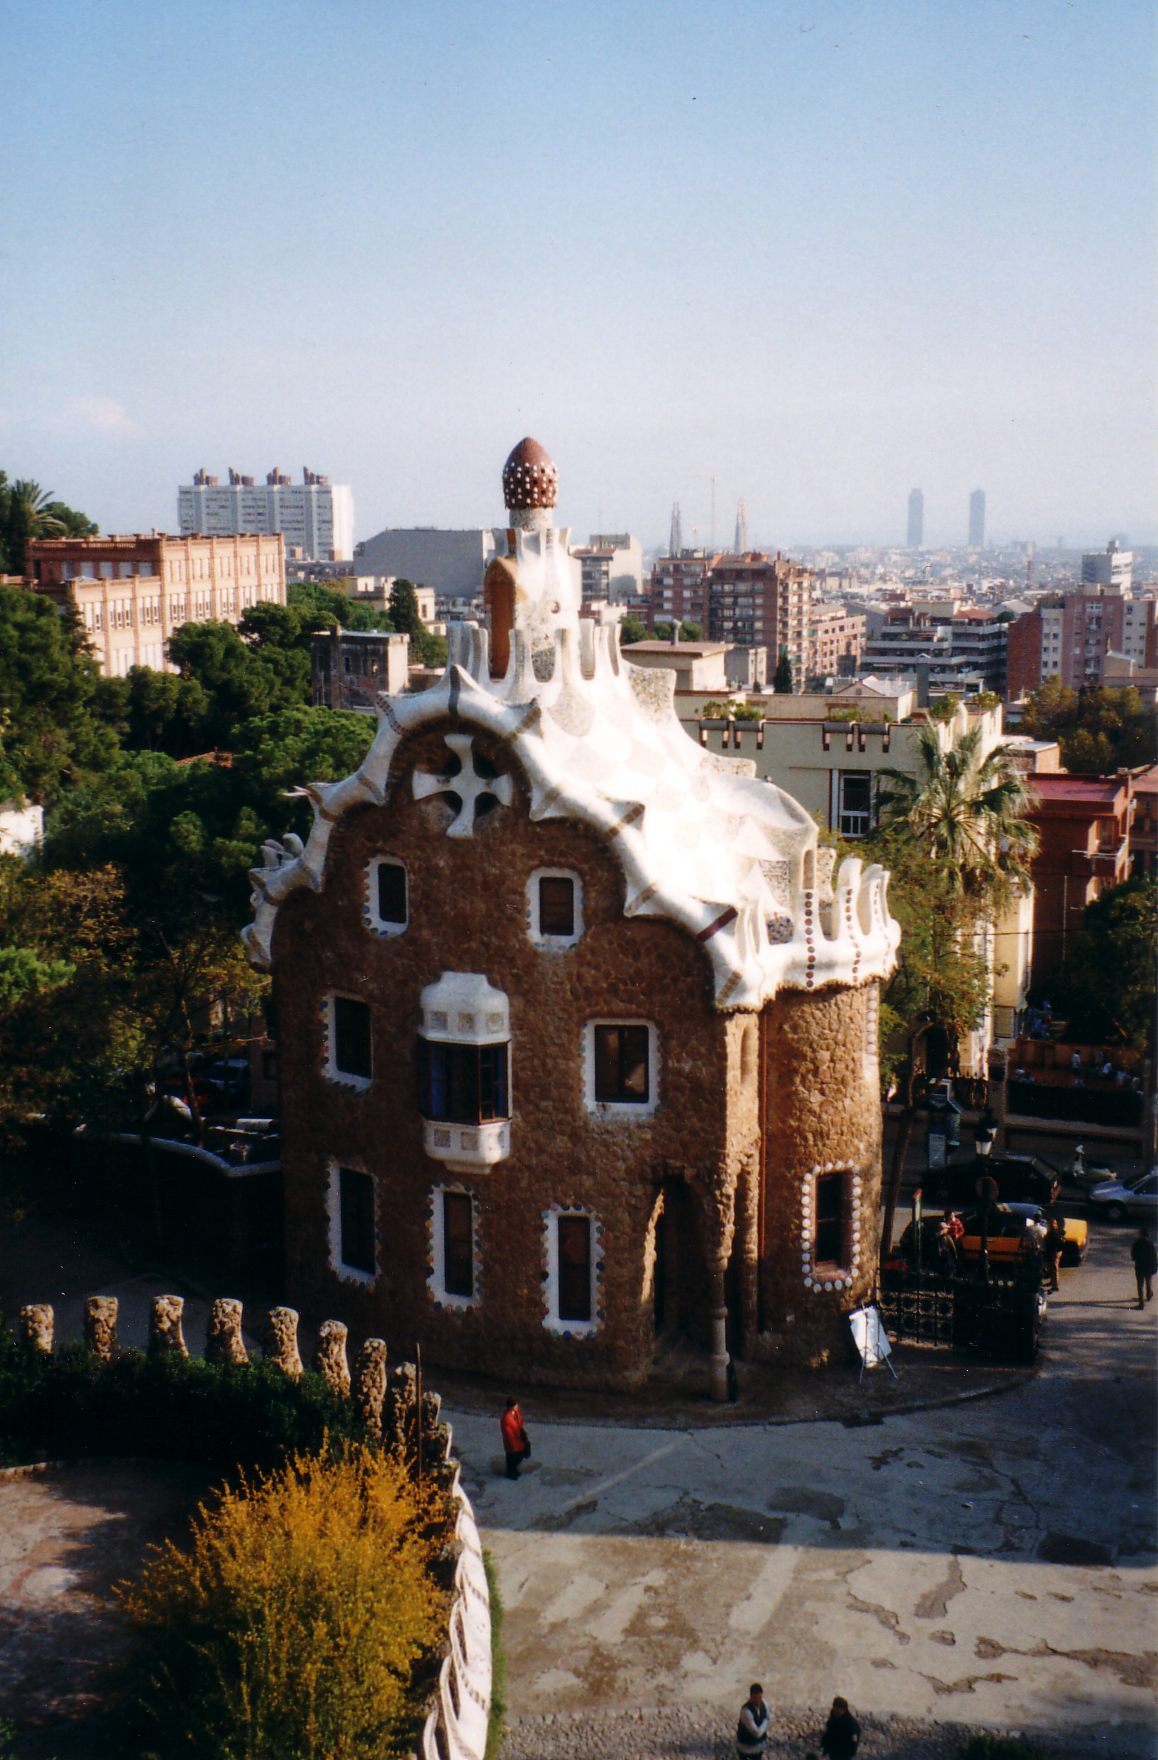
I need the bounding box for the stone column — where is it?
[19,1304,54,1356]
[84,1296,119,1362]
[264,1306,303,1378]
[206,1298,248,1366]
[316,1320,351,1397]
[389,1361,419,1450]
[149,1294,188,1358]
[353,1338,388,1434]
[708,1270,729,1403]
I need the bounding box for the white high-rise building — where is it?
[178,467,355,562]
[1081,539,1133,592]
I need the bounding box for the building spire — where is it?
[669,501,683,557]
[734,497,748,554]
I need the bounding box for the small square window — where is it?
[332,996,372,1081]
[338,1166,375,1274]
[376,860,407,926]
[594,1025,650,1103]
[539,876,575,937]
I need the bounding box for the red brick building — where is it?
[1027,773,1137,985]
[247,442,899,1397]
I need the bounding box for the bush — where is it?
[0,1320,366,1471]
[116,1442,452,1759]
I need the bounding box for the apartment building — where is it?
[707,553,814,680]
[179,467,354,562]
[570,532,643,602]
[647,550,711,629]
[1006,587,1158,698]
[27,532,286,677]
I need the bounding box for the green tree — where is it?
[387,577,443,666]
[1049,877,1157,1055]
[653,619,703,643]
[772,648,793,694]
[0,472,98,571]
[1019,680,1157,774]
[0,584,121,802]
[619,614,648,646]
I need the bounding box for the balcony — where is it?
[423,1118,510,1170]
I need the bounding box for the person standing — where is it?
[820,1694,861,1758]
[735,1683,770,1757]
[1130,1227,1157,1308]
[1042,1219,1064,1293]
[500,1397,531,1479]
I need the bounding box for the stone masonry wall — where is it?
[272,720,738,1390]
[756,981,883,1367]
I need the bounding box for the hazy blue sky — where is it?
[3,0,1155,550]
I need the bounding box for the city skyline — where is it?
[3,0,1155,552]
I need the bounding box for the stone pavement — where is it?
[450,1221,1157,1760]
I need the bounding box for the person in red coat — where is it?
[500,1398,531,1479]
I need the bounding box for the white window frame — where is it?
[832,769,874,838]
[326,1159,377,1286]
[543,1204,601,1336]
[582,1019,659,1120]
[526,867,584,948]
[365,855,409,937]
[428,1183,479,1311]
[323,992,373,1090]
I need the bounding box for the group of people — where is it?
[738,1684,860,1757]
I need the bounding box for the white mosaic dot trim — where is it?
[799,1162,863,1293]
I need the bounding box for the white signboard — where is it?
[849,1306,897,1379]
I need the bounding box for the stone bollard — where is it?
[84,1296,119,1362]
[388,1360,419,1452]
[149,1294,188,1358]
[353,1338,388,1434]
[315,1319,351,1397]
[263,1306,303,1378]
[19,1303,54,1356]
[206,1298,248,1366]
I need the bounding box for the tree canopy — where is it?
[1019,679,1157,774]
[772,647,794,694]
[1048,876,1157,1056]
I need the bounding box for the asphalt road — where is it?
[452,1218,1158,1759]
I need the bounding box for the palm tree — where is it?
[0,479,67,573]
[875,719,1039,1259]
[876,721,1037,908]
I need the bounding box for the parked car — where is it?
[1086,1169,1158,1226]
[1000,1201,1087,1266]
[926,1154,1062,1209]
[895,1204,1083,1271]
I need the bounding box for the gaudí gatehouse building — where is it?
[246,440,900,1399]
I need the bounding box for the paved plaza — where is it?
[452,1221,1157,1758]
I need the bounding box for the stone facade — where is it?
[251,441,899,1397]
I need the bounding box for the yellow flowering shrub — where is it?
[117,1442,452,1759]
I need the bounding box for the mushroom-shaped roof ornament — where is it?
[502,437,558,512]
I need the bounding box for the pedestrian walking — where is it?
[500,1397,531,1479]
[1042,1219,1064,1293]
[1130,1226,1157,1308]
[820,1694,861,1758]
[735,1683,770,1757]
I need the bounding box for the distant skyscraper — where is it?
[179,466,354,561]
[669,502,683,557]
[734,498,749,553]
[968,489,986,549]
[907,488,924,548]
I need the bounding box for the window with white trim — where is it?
[327,1163,376,1282]
[325,993,373,1087]
[527,868,583,947]
[584,1021,657,1118]
[835,771,874,838]
[367,856,408,935]
[430,1185,477,1307]
[544,1207,600,1333]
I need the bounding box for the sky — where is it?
[2,0,1155,552]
